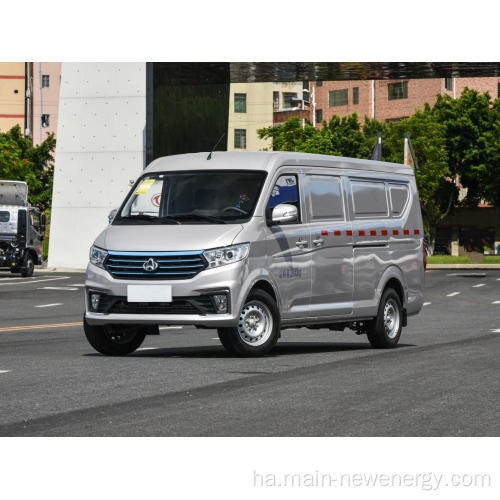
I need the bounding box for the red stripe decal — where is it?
[0,75,25,79]
[359,230,365,236]
[0,114,25,118]
[393,230,399,236]
[370,230,377,236]
[414,229,420,235]
[404,229,410,235]
[334,230,341,236]
[321,230,328,236]
[381,229,388,236]
[346,230,353,236]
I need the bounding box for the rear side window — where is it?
[389,183,409,216]
[350,179,388,218]
[0,211,10,222]
[308,175,344,220]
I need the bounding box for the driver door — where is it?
[266,171,312,319]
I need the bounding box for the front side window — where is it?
[234,129,246,149]
[0,211,10,222]
[116,170,266,225]
[329,89,348,107]
[268,174,300,216]
[388,81,408,100]
[234,93,246,113]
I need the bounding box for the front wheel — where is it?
[366,287,403,348]
[218,289,280,357]
[20,253,35,277]
[83,317,146,355]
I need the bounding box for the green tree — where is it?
[0,125,56,209]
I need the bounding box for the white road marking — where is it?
[472,283,486,288]
[136,347,158,351]
[423,302,431,306]
[446,292,460,297]
[492,301,500,304]
[38,286,78,291]
[72,284,86,287]
[490,329,500,333]
[0,370,11,374]
[35,303,63,308]
[0,276,69,286]
[211,337,220,340]
[159,326,183,330]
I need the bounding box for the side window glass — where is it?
[351,179,388,218]
[308,175,344,220]
[389,183,409,216]
[269,175,299,209]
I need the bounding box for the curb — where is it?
[427,264,500,270]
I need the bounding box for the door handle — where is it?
[312,238,324,246]
[295,239,308,248]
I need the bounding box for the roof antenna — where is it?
[207,132,226,160]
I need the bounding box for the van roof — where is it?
[146,151,414,177]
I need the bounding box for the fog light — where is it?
[90,293,101,312]
[213,294,228,314]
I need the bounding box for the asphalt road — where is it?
[0,269,499,436]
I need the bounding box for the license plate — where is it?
[127,285,172,303]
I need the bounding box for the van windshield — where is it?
[114,170,266,225]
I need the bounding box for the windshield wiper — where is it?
[119,214,180,224]
[169,214,227,224]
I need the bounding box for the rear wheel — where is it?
[83,317,146,355]
[20,253,35,277]
[218,289,280,357]
[366,287,403,348]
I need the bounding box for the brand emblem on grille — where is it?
[143,258,159,272]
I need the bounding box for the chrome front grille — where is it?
[105,251,207,280]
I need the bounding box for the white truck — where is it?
[0,180,45,277]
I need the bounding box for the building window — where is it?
[328,89,348,107]
[273,91,279,110]
[234,129,246,149]
[234,93,246,113]
[315,109,323,124]
[282,92,298,109]
[316,81,323,87]
[42,75,50,88]
[498,82,500,98]
[388,81,408,100]
[41,114,50,127]
[353,87,359,105]
[445,77,453,91]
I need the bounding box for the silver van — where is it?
[84,152,425,356]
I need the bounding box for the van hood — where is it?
[95,223,245,252]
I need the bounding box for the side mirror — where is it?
[108,209,118,224]
[271,203,298,224]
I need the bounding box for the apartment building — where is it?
[311,77,500,124]
[0,62,28,134]
[32,62,61,145]
[227,81,304,151]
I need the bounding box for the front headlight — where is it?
[89,245,108,268]
[203,243,250,269]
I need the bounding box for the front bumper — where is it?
[84,260,248,327]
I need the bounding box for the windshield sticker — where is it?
[151,193,161,207]
[135,179,156,195]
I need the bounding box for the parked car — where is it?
[84,151,425,356]
[0,180,45,277]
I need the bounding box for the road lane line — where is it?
[492,301,500,304]
[159,326,183,330]
[35,303,63,308]
[38,286,78,291]
[72,284,86,287]
[0,276,69,286]
[423,302,431,306]
[472,283,486,288]
[0,321,82,333]
[136,347,158,351]
[490,329,500,333]
[446,292,460,297]
[0,370,11,374]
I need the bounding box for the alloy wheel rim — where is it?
[383,298,400,339]
[237,301,273,347]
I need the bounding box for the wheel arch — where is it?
[376,265,408,309]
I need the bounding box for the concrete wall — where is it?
[32,62,61,145]
[0,62,25,132]
[48,63,146,269]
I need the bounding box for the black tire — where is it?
[20,253,35,277]
[367,287,403,348]
[218,289,280,357]
[83,317,146,355]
